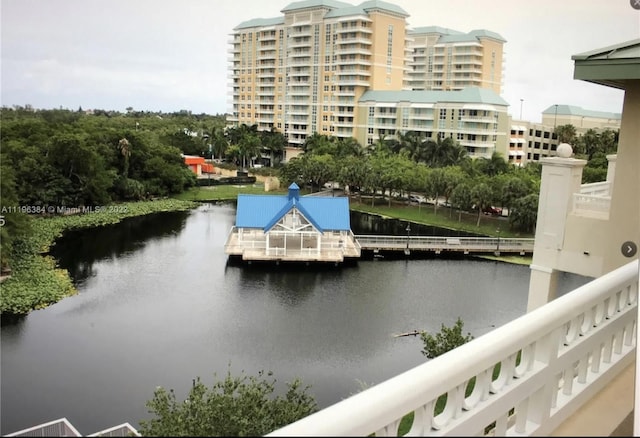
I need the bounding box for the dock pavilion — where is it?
[224,183,361,264]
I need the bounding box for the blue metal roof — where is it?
[235,184,351,232]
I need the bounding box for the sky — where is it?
[1,0,639,123]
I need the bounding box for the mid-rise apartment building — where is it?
[406,26,505,95]
[508,121,559,166]
[508,106,621,166]
[541,104,621,132]
[356,87,509,158]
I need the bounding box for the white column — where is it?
[527,264,559,312]
[526,144,586,311]
[606,154,617,184]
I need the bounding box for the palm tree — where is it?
[211,127,228,161]
[368,133,392,157]
[580,129,601,160]
[335,137,363,158]
[261,128,286,166]
[396,131,425,163]
[118,137,131,178]
[471,182,493,227]
[554,124,577,144]
[303,132,333,155]
[424,136,458,167]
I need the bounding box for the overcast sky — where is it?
[1,0,638,122]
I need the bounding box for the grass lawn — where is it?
[171,184,289,202]
[172,186,535,241]
[349,197,533,239]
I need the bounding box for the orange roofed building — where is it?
[182,154,213,175]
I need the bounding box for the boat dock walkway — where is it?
[355,235,534,256]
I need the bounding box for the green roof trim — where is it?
[541,104,621,120]
[358,0,409,17]
[572,39,640,90]
[572,39,640,61]
[468,29,506,43]
[408,26,463,36]
[324,5,369,18]
[235,17,284,30]
[359,87,509,106]
[408,27,505,43]
[281,0,352,12]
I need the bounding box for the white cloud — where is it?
[1,0,639,118]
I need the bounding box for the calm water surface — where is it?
[0,203,590,435]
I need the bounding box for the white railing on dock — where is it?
[355,235,534,253]
[267,259,638,437]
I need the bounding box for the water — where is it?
[0,203,590,435]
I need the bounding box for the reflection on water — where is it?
[0,203,592,436]
[49,211,189,286]
[350,210,484,237]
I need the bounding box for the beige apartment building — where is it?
[227,0,410,148]
[406,26,505,95]
[227,0,509,160]
[356,87,509,159]
[507,106,621,166]
[541,104,621,131]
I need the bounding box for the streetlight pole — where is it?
[495,229,501,256]
[554,104,558,129]
[519,99,523,120]
[406,223,411,252]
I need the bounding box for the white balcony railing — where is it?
[573,181,612,219]
[268,259,638,437]
[580,181,611,197]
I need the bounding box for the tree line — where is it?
[554,124,619,183]
[1,109,616,272]
[279,133,543,232]
[0,107,225,272]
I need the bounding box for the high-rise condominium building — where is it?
[406,27,505,95]
[228,0,410,146]
[227,0,507,158]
